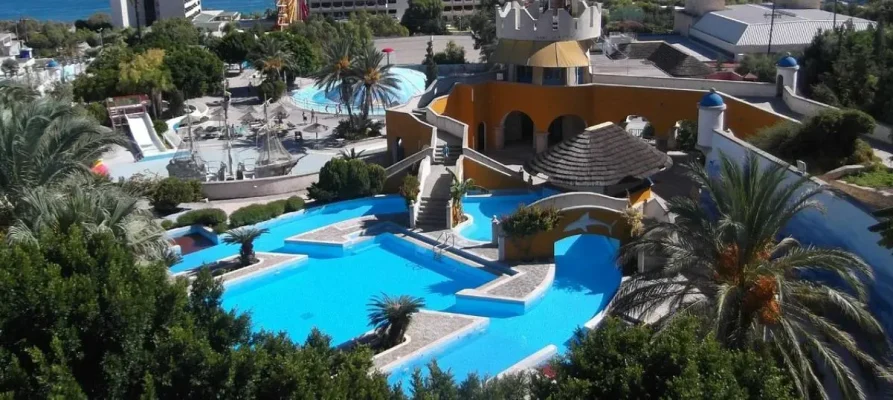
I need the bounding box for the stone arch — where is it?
[547,115,587,146]
[503,206,630,261]
[476,122,486,151]
[501,110,535,149]
[776,75,784,97]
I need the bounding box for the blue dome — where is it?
[699,89,724,107]
[46,60,59,68]
[777,55,798,68]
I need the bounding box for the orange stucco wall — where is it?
[504,207,630,261]
[429,96,448,114]
[421,82,788,152]
[628,187,652,205]
[462,157,528,191]
[385,110,434,165]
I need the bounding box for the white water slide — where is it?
[125,112,167,159]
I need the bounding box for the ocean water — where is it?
[0,0,273,22]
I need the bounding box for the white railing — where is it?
[528,192,629,212]
[425,97,469,142]
[411,155,432,228]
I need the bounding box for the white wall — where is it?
[782,86,893,143]
[497,1,601,42]
[201,172,319,200]
[708,130,893,333]
[589,74,777,98]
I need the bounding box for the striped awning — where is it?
[491,39,590,68]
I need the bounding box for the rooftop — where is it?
[692,4,874,47]
[608,41,713,78]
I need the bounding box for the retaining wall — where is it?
[201,172,319,200]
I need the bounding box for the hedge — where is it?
[308,158,386,202]
[174,208,228,233]
[151,177,202,214]
[228,196,305,228]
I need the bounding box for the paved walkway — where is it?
[287,214,407,243]
[373,310,486,370]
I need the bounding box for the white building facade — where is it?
[110,0,203,28]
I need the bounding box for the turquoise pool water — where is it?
[290,67,426,116]
[386,234,621,388]
[170,196,406,274]
[459,191,553,242]
[223,233,494,344]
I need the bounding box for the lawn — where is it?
[843,168,893,189]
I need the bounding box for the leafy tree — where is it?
[367,294,425,348]
[136,18,201,51]
[308,158,386,202]
[163,47,225,98]
[351,44,400,121]
[0,228,396,398]
[675,119,697,151]
[0,84,124,201]
[150,177,198,214]
[399,174,421,207]
[213,31,256,72]
[223,227,269,267]
[424,38,438,88]
[266,31,319,80]
[118,49,172,118]
[530,317,796,399]
[735,53,777,83]
[434,40,467,64]
[401,0,447,35]
[614,152,892,399]
[349,10,410,37]
[469,0,501,62]
[0,58,17,77]
[73,45,132,102]
[251,35,294,82]
[258,79,286,102]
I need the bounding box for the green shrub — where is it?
[399,174,421,207]
[308,158,386,203]
[747,109,876,172]
[228,198,298,228]
[175,208,228,232]
[152,119,169,135]
[161,219,174,230]
[501,205,561,258]
[283,196,305,213]
[186,179,204,201]
[151,177,198,214]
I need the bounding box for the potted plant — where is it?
[222,227,269,267]
[367,293,425,349]
[501,205,561,260]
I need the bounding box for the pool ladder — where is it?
[433,231,456,260]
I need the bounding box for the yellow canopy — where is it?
[491,39,590,68]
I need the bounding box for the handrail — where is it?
[385,147,432,178]
[462,147,523,178]
[433,231,456,260]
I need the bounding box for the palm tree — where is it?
[613,152,892,399]
[7,177,168,261]
[448,169,485,226]
[367,293,425,348]
[0,86,124,202]
[252,36,294,82]
[223,227,269,267]
[351,44,399,122]
[313,38,356,124]
[339,148,366,159]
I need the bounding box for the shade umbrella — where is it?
[382,47,394,65]
[239,112,257,124]
[303,123,327,133]
[272,105,289,119]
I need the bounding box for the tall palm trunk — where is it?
[362,84,373,122]
[340,83,354,127]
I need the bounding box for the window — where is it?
[543,68,565,85]
[388,9,397,13]
[516,66,533,83]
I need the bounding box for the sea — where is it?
[0,0,275,22]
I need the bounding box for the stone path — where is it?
[373,310,486,371]
[288,214,407,244]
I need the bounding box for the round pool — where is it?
[290,67,426,115]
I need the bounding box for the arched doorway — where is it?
[502,111,534,149]
[476,122,486,151]
[547,115,587,146]
[776,75,784,97]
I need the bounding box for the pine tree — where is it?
[424,39,438,88]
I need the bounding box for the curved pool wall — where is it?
[458,189,557,242]
[386,234,621,388]
[170,195,406,274]
[290,67,426,116]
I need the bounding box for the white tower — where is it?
[775,54,799,96]
[697,89,726,149]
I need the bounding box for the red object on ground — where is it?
[382,48,394,53]
[91,160,109,176]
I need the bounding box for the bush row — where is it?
[308,158,385,203]
[229,196,305,228]
[149,177,204,214]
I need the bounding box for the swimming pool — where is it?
[223,233,495,345]
[458,191,554,242]
[170,196,406,274]
[386,234,621,387]
[290,67,426,116]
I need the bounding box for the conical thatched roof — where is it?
[527,122,672,188]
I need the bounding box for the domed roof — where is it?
[46,60,59,68]
[777,55,798,68]
[699,89,724,107]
